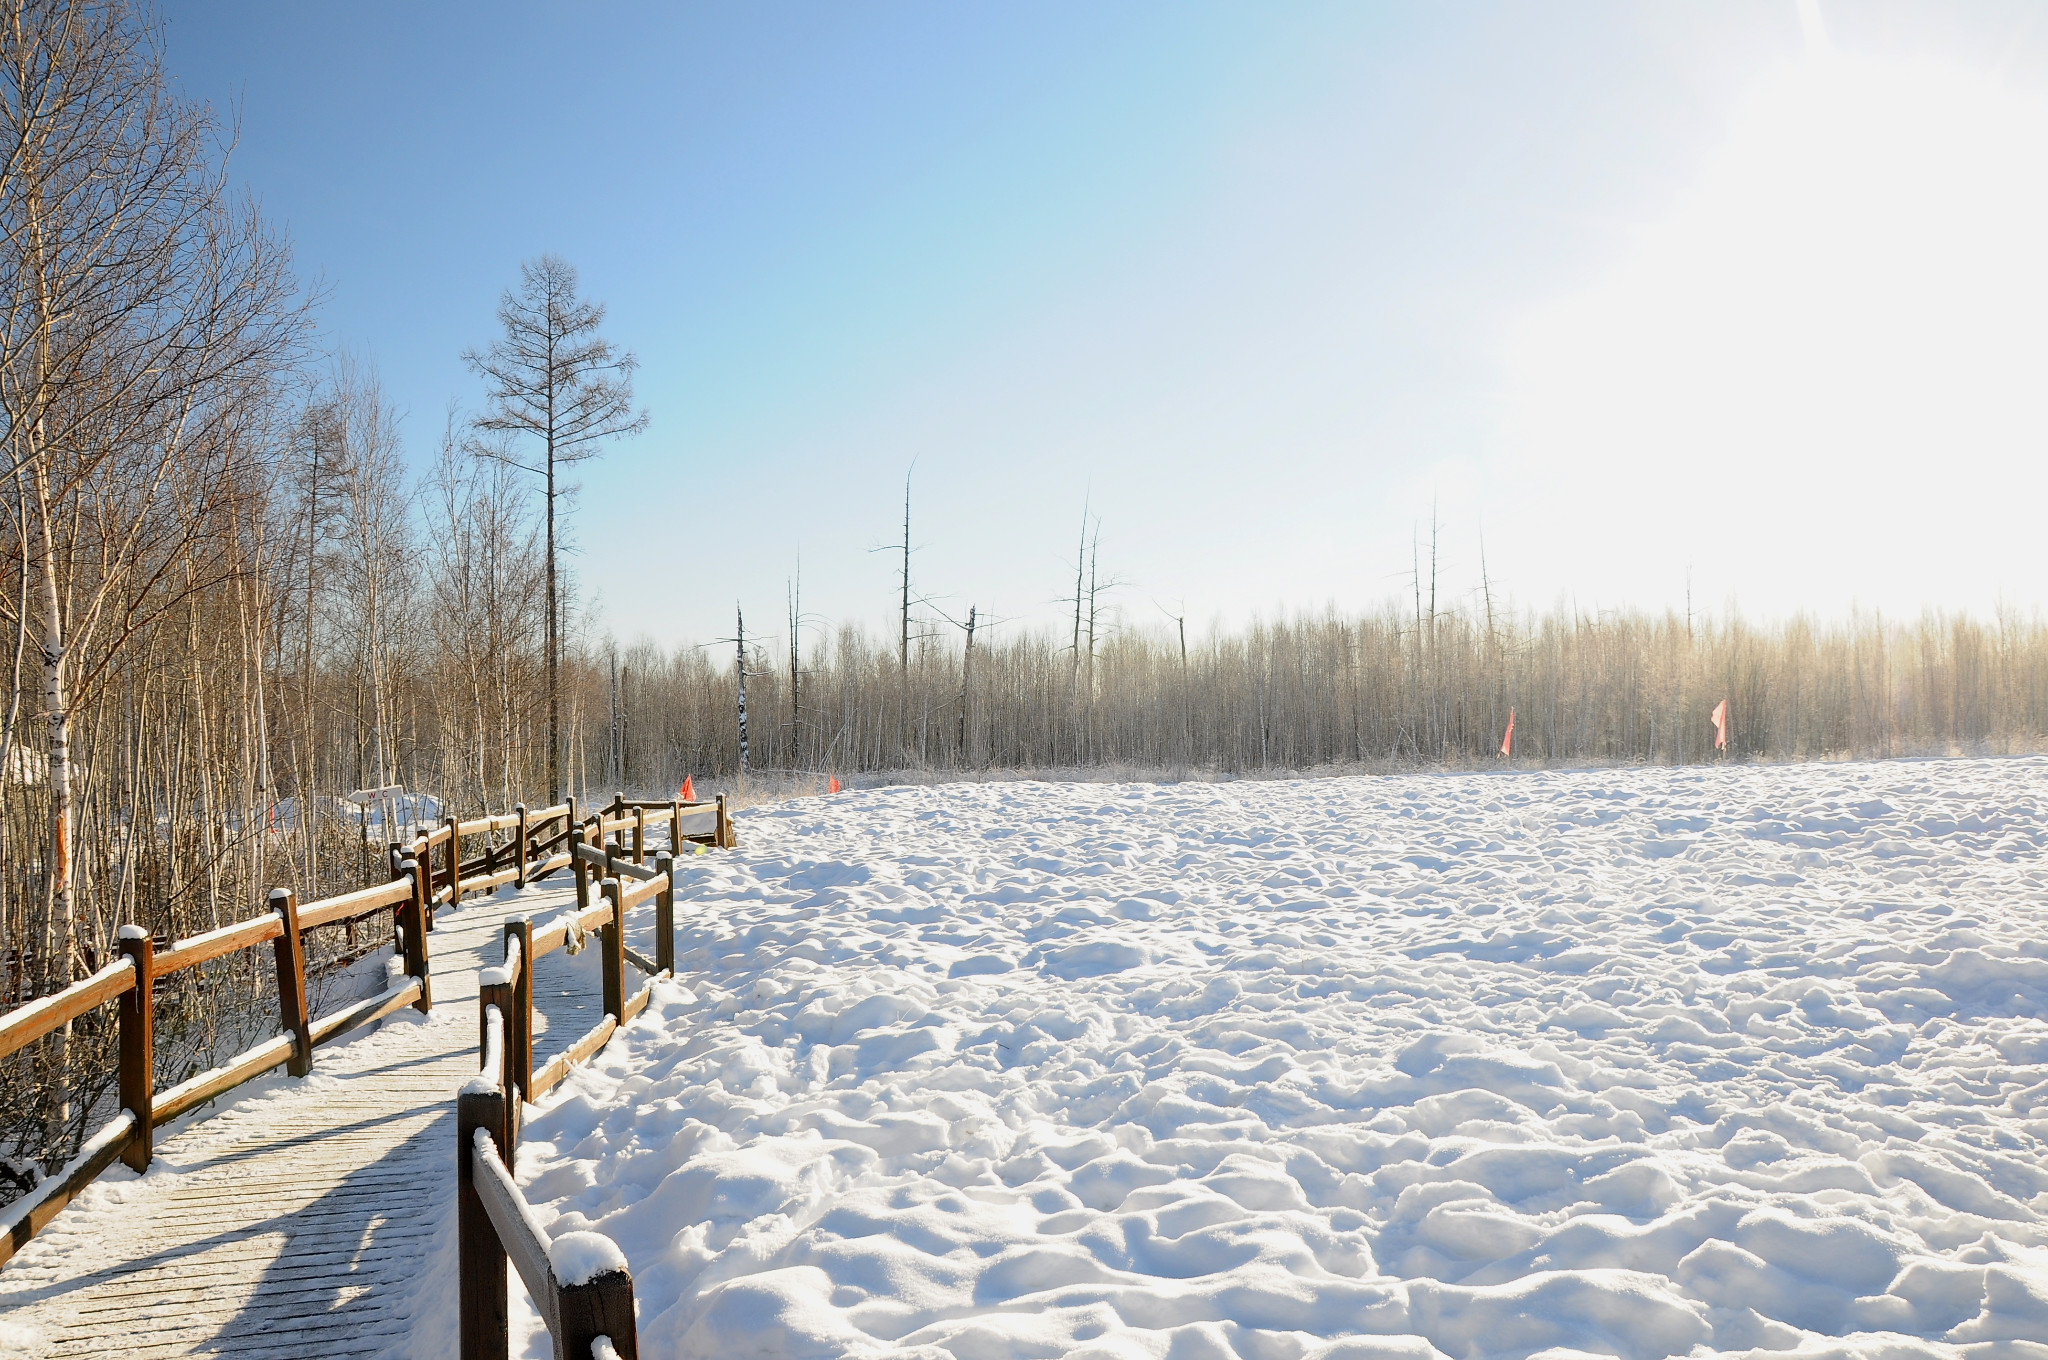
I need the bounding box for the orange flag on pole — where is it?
[1499,708,1515,758]
[680,775,695,802]
[828,777,841,794]
[1711,700,1728,751]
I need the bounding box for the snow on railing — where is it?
[460,1002,639,1358]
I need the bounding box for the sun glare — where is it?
[1489,50,2048,615]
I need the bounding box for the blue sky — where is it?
[161,2,2048,646]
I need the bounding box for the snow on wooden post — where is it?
[654,851,675,976]
[520,804,534,887]
[388,841,405,953]
[270,889,313,1078]
[477,979,518,1155]
[570,823,591,915]
[505,919,535,1100]
[599,878,625,1022]
[551,1233,638,1360]
[456,1059,509,1359]
[446,814,463,908]
[419,827,439,931]
[401,858,433,1012]
[632,805,645,866]
[116,925,155,1173]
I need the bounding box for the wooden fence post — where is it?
[478,986,517,1154]
[116,926,155,1173]
[447,814,463,908]
[557,1266,638,1360]
[716,793,731,849]
[571,824,590,914]
[419,829,439,931]
[669,797,681,856]
[271,889,313,1078]
[654,851,674,975]
[506,919,534,1100]
[515,804,529,888]
[599,879,625,1021]
[389,845,406,953]
[632,806,645,866]
[401,857,433,1012]
[457,1081,509,1360]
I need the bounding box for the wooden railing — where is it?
[461,820,681,1357]
[0,790,733,1270]
[0,875,427,1268]
[461,1003,637,1360]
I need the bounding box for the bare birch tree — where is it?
[0,0,303,993]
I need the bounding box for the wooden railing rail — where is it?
[461,1003,638,1360]
[0,959,134,1058]
[570,839,662,884]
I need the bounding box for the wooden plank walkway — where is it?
[0,881,582,1359]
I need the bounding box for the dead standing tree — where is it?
[700,605,758,781]
[870,462,931,763]
[1058,508,1125,764]
[463,254,645,805]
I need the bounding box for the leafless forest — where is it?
[623,602,2048,786]
[5,0,2048,1188]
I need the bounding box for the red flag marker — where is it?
[1499,708,1515,759]
[1711,700,1729,752]
[828,777,841,794]
[680,775,696,802]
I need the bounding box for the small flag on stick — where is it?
[828,777,841,794]
[1711,700,1729,752]
[1500,708,1515,759]
[680,775,696,802]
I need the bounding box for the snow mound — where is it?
[513,761,2048,1358]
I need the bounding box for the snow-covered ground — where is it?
[519,759,2048,1359]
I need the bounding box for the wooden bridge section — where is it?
[0,883,542,1356]
[0,795,726,1358]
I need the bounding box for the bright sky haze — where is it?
[161,1,2047,646]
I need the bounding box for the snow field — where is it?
[515,761,2048,1358]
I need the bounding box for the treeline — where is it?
[603,604,2048,786]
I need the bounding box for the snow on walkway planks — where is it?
[0,882,578,1359]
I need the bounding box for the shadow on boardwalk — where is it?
[5,1113,453,1358]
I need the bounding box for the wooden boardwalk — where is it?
[0,883,579,1359]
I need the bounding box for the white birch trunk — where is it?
[33,462,73,1131]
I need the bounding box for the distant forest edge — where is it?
[617,603,2048,785]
